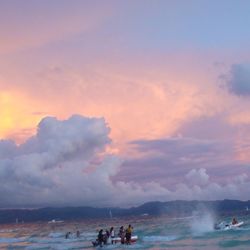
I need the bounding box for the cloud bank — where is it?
[1,115,250,208]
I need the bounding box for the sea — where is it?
[0,212,250,250]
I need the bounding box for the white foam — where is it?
[0,229,15,233]
[48,232,64,238]
[0,237,26,243]
[143,235,178,242]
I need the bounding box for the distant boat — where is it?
[246,206,249,211]
[48,219,64,224]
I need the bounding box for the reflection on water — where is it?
[0,215,250,249]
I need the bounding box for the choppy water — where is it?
[0,213,250,249]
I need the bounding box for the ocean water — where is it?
[0,213,250,250]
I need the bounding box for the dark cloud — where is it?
[117,136,250,188]
[131,137,226,159]
[224,64,250,96]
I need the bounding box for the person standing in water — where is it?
[119,226,125,244]
[125,224,133,244]
[110,227,115,244]
[98,229,104,246]
[76,230,80,238]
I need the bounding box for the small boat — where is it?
[48,219,64,224]
[214,221,244,230]
[224,221,244,230]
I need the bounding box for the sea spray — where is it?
[190,210,216,235]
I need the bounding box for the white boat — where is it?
[92,235,138,247]
[48,219,64,224]
[112,235,138,244]
[224,221,244,230]
[214,221,244,230]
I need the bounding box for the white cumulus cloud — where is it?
[186,168,209,186]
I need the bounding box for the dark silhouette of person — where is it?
[98,229,104,246]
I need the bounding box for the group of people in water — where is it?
[65,224,134,246]
[93,224,133,247]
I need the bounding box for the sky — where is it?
[1,0,250,208]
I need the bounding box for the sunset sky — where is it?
[1,0,250,208]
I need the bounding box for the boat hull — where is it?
[92,235,138,246]
[112,235,138,244]
[215,221,244,230]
